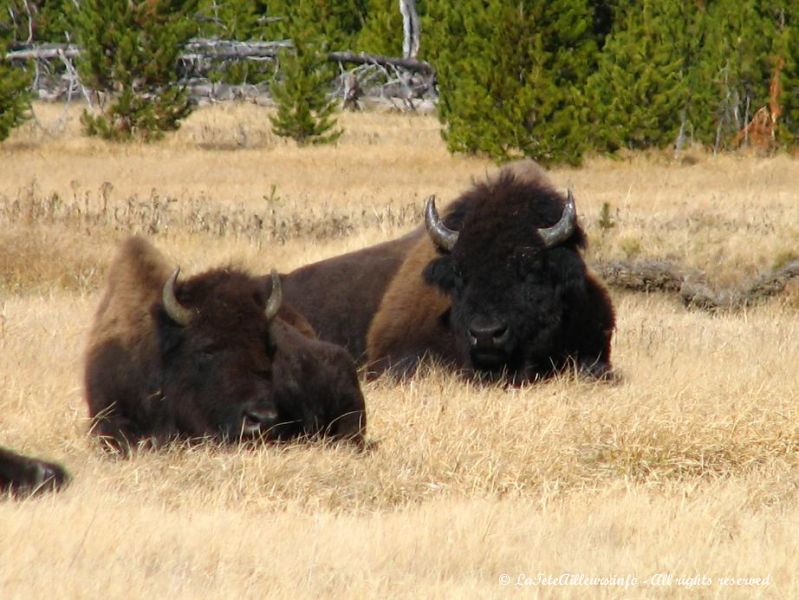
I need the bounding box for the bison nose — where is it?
[468,319,510,349]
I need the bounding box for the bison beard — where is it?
[84,236,366,453]
[0,446,68,496]
[283,160,615,383]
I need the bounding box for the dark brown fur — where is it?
[371,160,614,381]
[281,161,615,383]
[282,229,424,361]
[85,236,366,452]
[0,446,68,496]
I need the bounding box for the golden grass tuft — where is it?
[0,103,797,598]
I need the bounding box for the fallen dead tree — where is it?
[593,259,799,310]
[4,39,437,108]
[592,260,685,294]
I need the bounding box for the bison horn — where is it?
[162,268,194,326]
[538,190,576,248]
[425,195,459,252]
[265,269,282,321]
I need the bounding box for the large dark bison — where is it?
[85,236,366,452]
[0,446,68,496]
[283,160,615,382]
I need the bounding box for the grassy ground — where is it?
[0,103,797,599]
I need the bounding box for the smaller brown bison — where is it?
[0,446,68,496]
[84,237,366,452]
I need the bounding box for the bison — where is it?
[0,446,68,496]
[282,160,615,383]
[85,236,366,452]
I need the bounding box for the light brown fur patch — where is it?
[88,236,171,349]
[366,234,451,365]
[491,159,553,188]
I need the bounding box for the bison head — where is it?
[155,267,287,440]
[421,171,598,382]
[87,236,367,451]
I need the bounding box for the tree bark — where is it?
[399,0,420,59]
[6,41,435,75]
[592,258,799,311]
[327,51,433,75]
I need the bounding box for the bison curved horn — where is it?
[162,268,194,327]
[265,269,282,321]
[538,190,576,248]
[425,195,459,252]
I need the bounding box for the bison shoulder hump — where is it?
[367,236,451,363]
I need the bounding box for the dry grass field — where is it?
[0,102,797,599]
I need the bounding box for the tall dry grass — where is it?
[0,102,797,599]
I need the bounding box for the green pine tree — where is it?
[196,0,274,84]
[266,0,368,49]
[0,22,32,141]
[1,0,72,44]
[197,0,263,39]
[70,0,198,142]
[689,0,778,150]
[585,0,697,152]
[355,0,404,56]
[424,0,597,165]
[269,0,342,145]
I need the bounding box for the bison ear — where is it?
[423,256,460,293]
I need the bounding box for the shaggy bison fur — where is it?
[283,160,615,383]
[0,446,68,496]
[85,237,366,452]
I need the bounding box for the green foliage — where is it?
[196,0,266,39]
[688,0,779,150]
[70,0,198,142]
[771,5,798,145]
[0,0,72,44]
[425,0,598,165]
[355,0,403,56]
[0,25,32,141]
[266,0,368,48]
[586,0,696,152]
[269,0,342,145]
[5,0,798,159]
[196,0,274,84]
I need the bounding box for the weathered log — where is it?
[678,282,739,311]
[5,40,437,107]
[592,260,687,294]
[6,41,436,76]
[680,259,799,310]
[592,258,799,311]
[5,43,80,60]
[181,39,292,60]
[327,51,434,75]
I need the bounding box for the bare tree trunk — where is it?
[400,0,420,59]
